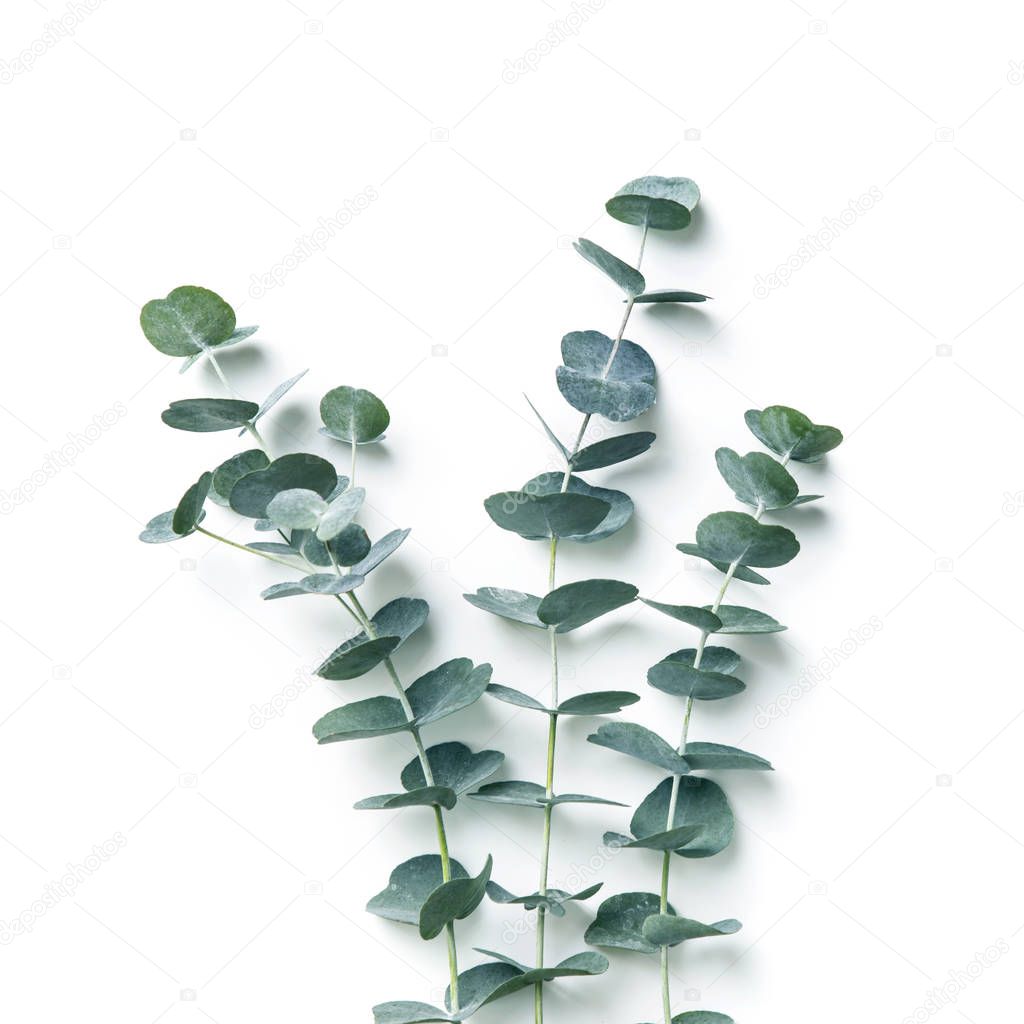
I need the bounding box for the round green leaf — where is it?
[316,486,366,541]
[526,473,632,543]
[266,488,328,530]
[574,237,645,297]
[355,786,458,811]
[161,398,258,433]
[171,471,211,535]
[715,447,799,510]
[676,542,770,585]
[641,599,722,632]
[316,597,429,679]
[647,658,745,701]
[672,1013,735,1024]
[572,431,656,472]
[229,453,338,518]
[419,855,492,940]
[484,488,610,540]
[464,587,544,629]
[556,330,656,422]
[538,579,638,632]
[631,777,734,858]
[587,721,689,774]
[684,742,772,771]
[745,405,843,463]
[407,659,492,726]
[712,604,786,634]
[372,1000,452,1024]
[329,523,372,566]
[696,511,800,568]
[605,176,700,230]
[209,449,269,506]
[367,855,469,926]
[585,892,673,954]
[642,914,741,947]
[401,742,505,796]
[312,694,408,743]
[139,508,203,544]
[140,285,236,357]
[320,385,390,443]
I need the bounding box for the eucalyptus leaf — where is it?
[684,742,772,771]
[367,855,468,926]
[139,508,203,544]
[463,587,544,629]
[642,914,741,947]
[471,780,546,807]
[172,472,211,535]
[676,542,770,585]
[526,472,633,543]
[179,325,258,372]
[355,786,458,811]
[372,1002,451,1024]
[712,604,786,634]
[556,330,656,422]
[745,405,843,463]
[715,447,799,510]
[605,175,700,229]
[161,398,259,432]
[329,523,372,566]
[696,511,799,568]
[483,488,610,540]
[525,395,569,461]
[245,368,308,428]
[316,597,429,679]
[672,1013,734,1024]
[604,824,705,852]
[640,599,722,633]
[585,892,673,954]
[320,385,390,443]
[406,659,492,727]
[485,683,548,712]
[401,742,505,796]
[631,777,734,858]
[485,881,602,917]
[574,237,645,297]
[587,721,689,774]
[419,855,492,940]
[209,449,269,506]
[140,285,236,357]
[351,528,410,576]
[538,579,638,632]
[229,453,337,518]
[316,486,366,541]
[663,646,741,675]
[556,691,640,716]
[571,431,656,471]
[265,488,328,530]
[260,573,364,600]
[312,695,408,743]
[633,289,710,303]
[647,659,745,701]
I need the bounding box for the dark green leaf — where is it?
[316,486,366,541]
[605,175,699,229]
[312,695,408,743]
[485,683,548,712]
[745,405,843,463]
[538,579,638,632]
[316,597,429,679]
[261,573,364,600]
[401,743,505,796]
[140,285,235,356]
[640,599,722,632]
[485,882,602,917]
[471,780,546,807]
[172,472,211,535]
[571,431,656,472]
[351,528,410,575]
[663,646,741,675]
[642,914,741,947]
[632,777,734,858]
[556,330,656,421]
[320,385,390,443]
[526,472,633,543]
[712,605,786,634]
[550,792,625,807]
[647,659,745,701]
[484,488,610,540]
[140,509,203,544]
[355,786,458,811]
[407,659,492,726]
[463,587,544,629]
[604,824,705,852]
[676,543,770,585]
[367,855,468,926]
[684,742,772,771]
[372,1002,451,1024]
[574,237,645,297]
[585,892,672,953]
[329,523,372,566]
[525,395,569,461]
[557,691,640,716]
[161,398,259,432]
[419,855,492,940]
[633,289,710,303]
[696,511,799,568]
[587,721,689,774]
[672,1013,734,1024]
[209,449,269,506]
[229,453,338,518]
[715,447,799,510]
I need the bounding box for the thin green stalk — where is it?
[206,349,269,454]
[534,222,649,1024]
[196,525,304,571]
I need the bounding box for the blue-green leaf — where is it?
[320,386,390,444]
[556,330,656,422]
[229,453,338,518]
[419,855,492,939]
[367,855,469,926]
[484,489,609,540]
[464,587,544,629]
[574,237,645,297]
[172,472,212,535]
[631,777,734,858]
[715,447,798,510]
[140,285,235,357]
[571,431,656,472]
[587,721,689,774]
[606,175,699,230]
[641,599,722,632]
[585,892,672,954]
[162,398,258,432]
[711,605,786,634]
[401,743,505,796]
[538,579,638,632]
[696,511,799,568]
[745,405,843,463]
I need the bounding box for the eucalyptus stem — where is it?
[205,348,269,455]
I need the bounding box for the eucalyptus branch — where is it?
[586,408,844,1024]
[136,286,500,1023]
[464,177,709,1024]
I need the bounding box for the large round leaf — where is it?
[631,777,734,858]
[537,579,638,632]
[406,659,492,726]
[684,742,772,771]
[367,855,469,925]
[745,405,843,463]
[229,453,338,518]
[587,721,689,774]
[161,398,258,432]
[419,855,492,940]
[401,742,505,796]
[556,330,656,422]
[320,385,390,443]
[484,488,609,540]
[676,542,770,585]
[585,892,671,954]
[605,176,699,230]
[526,473,632,543]
[715,447,799,510]
[316,597,429,680]
[647,659,745,701]
[209,449,269,505]
[140,285,236,356]
[696,511,799,568]
[312,695,408,743]
[642,914,741,948]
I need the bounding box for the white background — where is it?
[1,2,1021,1022]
